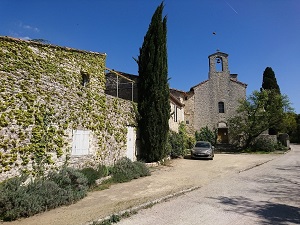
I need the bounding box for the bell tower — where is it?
[208,52,230,79]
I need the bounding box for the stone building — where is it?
[171,51,247,143]
[0,36,137,181]
[105,71,185,133]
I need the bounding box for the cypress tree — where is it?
[137,2,170,162]
[262,67,281,94]
[261,67,282,134]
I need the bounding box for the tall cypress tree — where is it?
[262,67,281,94]
[261,67,282,134]
[137,2,170,162]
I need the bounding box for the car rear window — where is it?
[195,142,210,148]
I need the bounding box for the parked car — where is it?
[191,141,214,160]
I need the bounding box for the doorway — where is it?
[218,128,229,143]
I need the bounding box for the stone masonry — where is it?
[172,52,247,142]
[0,36,137,181]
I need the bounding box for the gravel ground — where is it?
[2,153,281,225]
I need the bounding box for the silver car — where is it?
[191,141,214,160]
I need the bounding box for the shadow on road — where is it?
[211,196,300,225]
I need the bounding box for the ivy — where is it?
[0,37,136,178]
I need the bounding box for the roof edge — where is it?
[0,35,106,56]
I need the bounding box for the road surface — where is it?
[117,145,300,225]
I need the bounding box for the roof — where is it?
[208,51,228,58]
[0,35,106,56]
[190,80,209,91]
[170,93,185,108]
[230,78,248,87]
[170,88,189,97]
[106,69,137,83]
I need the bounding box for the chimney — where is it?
[230,74,238,81]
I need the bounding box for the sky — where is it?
[1,0,299,113]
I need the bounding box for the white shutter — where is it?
[72,130,90,155]
[126,126,136,161]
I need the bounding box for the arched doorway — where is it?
[217,122,228,143]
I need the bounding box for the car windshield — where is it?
[195,142,210,148]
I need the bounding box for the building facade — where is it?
[105,71,185,133]
[172,51,247,143]
[0,36,137,181]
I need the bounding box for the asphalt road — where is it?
[117,145,300,225]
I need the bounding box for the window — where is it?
[186,120,189,125]
[173,105,178,122]
[72,130,90,155]
[81,71,90,87]
[218,102,225,113]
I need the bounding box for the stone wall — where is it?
[184,52,247,136]
[0,36,137,181]
[169,99,184,132]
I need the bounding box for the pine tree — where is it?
[137,2,170,162]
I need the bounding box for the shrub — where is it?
[111,157,136,183]
[195,126,216,145]
[133,161,150,177]
[111,157,150,183]
[167,123,196,158]
[168,130,184,158]
[80,167,101,187]
[0,172,88,221]
[47,167,88,201]
[97,164,109,178]
[249,138,276,152]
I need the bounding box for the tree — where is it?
[228,90,292,149]
[137,2,170,162]
[289,114,300,143]
[262,67,280,94]
[261,67,282,134]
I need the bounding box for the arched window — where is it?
[215,57,223,71]
[218,102,225,113]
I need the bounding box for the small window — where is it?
[186,120,189,125]
[218,102,225,113]
[81,72,90,87]
[174,105,178,122]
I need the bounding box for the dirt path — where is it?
[2,153,281,225]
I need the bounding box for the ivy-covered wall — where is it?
[0,36,137,181]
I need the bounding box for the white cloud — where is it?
[19,22,40,32]
[9,31,31,40]
[19,36,31,40]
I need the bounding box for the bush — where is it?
[97,164,109,178]
[168,130,184,158]
[47,167,88,201]
[195,126,217,145]
[111,157,150,183]
[249,138,276,152]
[133,161,150,177]
[80,167,101,187]
[0,169,89,221]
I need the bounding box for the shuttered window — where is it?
[72,130,90,155]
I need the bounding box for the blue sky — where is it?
[1,0,299,113]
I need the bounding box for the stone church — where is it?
[171,51,247,143]
[106,51,247,144]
